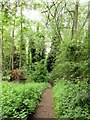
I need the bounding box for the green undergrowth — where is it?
[53,80,90,120]
[0,81,49,120]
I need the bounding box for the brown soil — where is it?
[27,88,56,120]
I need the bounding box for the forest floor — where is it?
[27,88,56,120]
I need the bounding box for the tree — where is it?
[0,38,2,81]
[88,1,90,83]
[71,0,79,39]
[11,2,17,70]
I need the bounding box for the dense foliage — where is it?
[53,80,90,120]
[27,60,48,83]
[51,39,88,82]
[52,38,89,119]
[1,82,49,120]
[46,39,60,72]
[0,0,89,119]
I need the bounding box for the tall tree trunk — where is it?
[0,37,2,81]
[28,40,30,67]
[71,0,79,39]
[55,18,63,43]
[11,2,17,71]
[9,51,12,70]
[19,2,22,70]
[88,1,90,83]
[12,30,14,71]
[1,25,4,70]
[0,5,2,80]
[1,4,4,71]
[0,3,3,79]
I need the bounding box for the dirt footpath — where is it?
[28,88,56,120]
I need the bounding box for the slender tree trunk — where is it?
[0,37,2,81]
[11,12,16,70]
[11,2,17,71]
[1,3,4,80]
[29,42,32,69]
[19,3,22,70]
[9,51,12,70]
[1,25,4,70]
[1,4,4,71]
[88,1,90,83]
[71,0,79,39]
[74,0,79,37]
[55,19,62,43]
[12,30,14,71]
[28,40,30,66]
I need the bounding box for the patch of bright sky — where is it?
[74,0,89,3]
[43,0,89,3]
[23,10,42,21]
[9,0,89,21]
[23,0,89,21]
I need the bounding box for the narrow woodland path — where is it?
[28,88,56,120]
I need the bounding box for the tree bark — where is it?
[28,40,31,66]
[1,4,5,71]
[1,25,4,70]
[12,30,14,71]
[0,36,2,81]
[11,2,17,71]
[71,1,79,39]
[19,2,22,70]
[88,1,90,83]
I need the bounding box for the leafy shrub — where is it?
[1,81,49,120]
[51,39,88,82]
[27,60,48,83]
[53,80,90,120]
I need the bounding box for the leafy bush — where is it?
[51,39,88,82]
[1,81,49,120]
[53,80,90,120]
[27,60,48,83]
